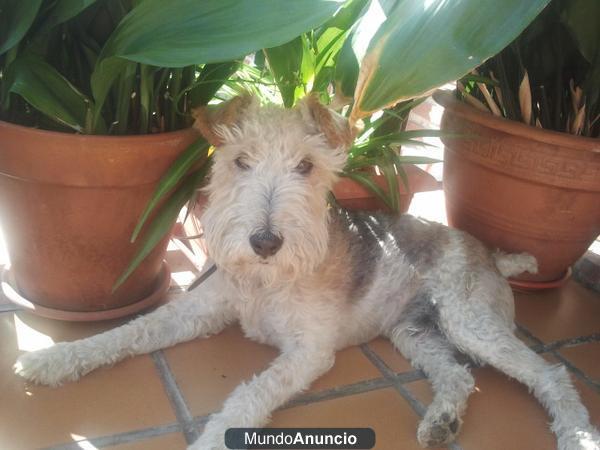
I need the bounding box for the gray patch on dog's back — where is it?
[391,215,449,270]
[333,209,385,301]
[401,291,440,336]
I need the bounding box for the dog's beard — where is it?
[216,240,324,287]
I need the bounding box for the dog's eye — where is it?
[234,156,250,170]
[295,159,313,175]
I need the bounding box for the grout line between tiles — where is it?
[283,377,394,409]
[515,323,600,394]
[543,332,600,352]
[40,422,181,450]
[151,350,201,445]
[360,344,427,417]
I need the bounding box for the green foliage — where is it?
[350,0,551,119]
[2,53,92,132]
[459,0,599,137]
[0,0,44,55]
[0,0,343,134]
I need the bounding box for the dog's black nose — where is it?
[249,231,283,258]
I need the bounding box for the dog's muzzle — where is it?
[249,230,283,258]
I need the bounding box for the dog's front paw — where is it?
[14,343,84,387]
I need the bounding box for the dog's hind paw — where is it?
[558,427,600,450]
[417,410,461,448]
[14,343,83,387]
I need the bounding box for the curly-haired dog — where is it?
[15,95,600,450]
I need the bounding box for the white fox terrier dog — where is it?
[14,95,600,450]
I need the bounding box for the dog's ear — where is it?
[297,94,355,150]
[192,94,255,146]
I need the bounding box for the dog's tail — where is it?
[492,250,538,278]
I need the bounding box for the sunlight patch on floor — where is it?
[71,434,98,450]
[14,315,54,352]
[171,270,197,287]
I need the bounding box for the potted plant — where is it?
[0,0,341,319]
[121,0,552,291]
[434,0,600,288]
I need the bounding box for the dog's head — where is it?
[193,95,353,283]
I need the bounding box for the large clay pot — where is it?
[434,90,600,284]
[0,120,198,319]
[333,164,440,212]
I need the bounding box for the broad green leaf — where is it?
[561,0,600,64]
[356,129,448,148]
[91,0,342,128]
[320,0,369,32]
[102,0,344,67]
[379,153,399,213]
[138,64,156,133]
[264,37,304,108]
[90,56,127,131]
[334,31,360,97]
[315,28,347,71]
[298,35,316,98]
[0,0,43,55]
[115,162,212,290]
[4,54,91,132]
[352,0,551,119]
[131,138,211,242]
[38,0,98,31]
[334,0,385,98]
[112,61,137,134]
[188,61,240,107]
[394,156,442,165]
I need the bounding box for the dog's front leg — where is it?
[15,273,234,387]
[190,344,335,450]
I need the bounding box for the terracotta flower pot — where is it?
[333,164,440,212]
[434,90,600,285]
[0,120,199,319]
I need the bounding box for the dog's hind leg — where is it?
[14,273,234,387]
[389,317,475,447]
[438,285,600,450]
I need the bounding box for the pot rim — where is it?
[433,90,600,153]
[0,118,197,143]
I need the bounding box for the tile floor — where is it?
[1,236,599,450]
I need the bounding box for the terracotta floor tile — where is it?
[0,311,176,450]
[514,280,600,343]
[310,346,382,392]
[559,342,600,383]
[366,337,414,374]
[164,325,278,417]
[105,432,187,450]
[271,388,423,450]
[166,325,384,418]
[405,362,600,450]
